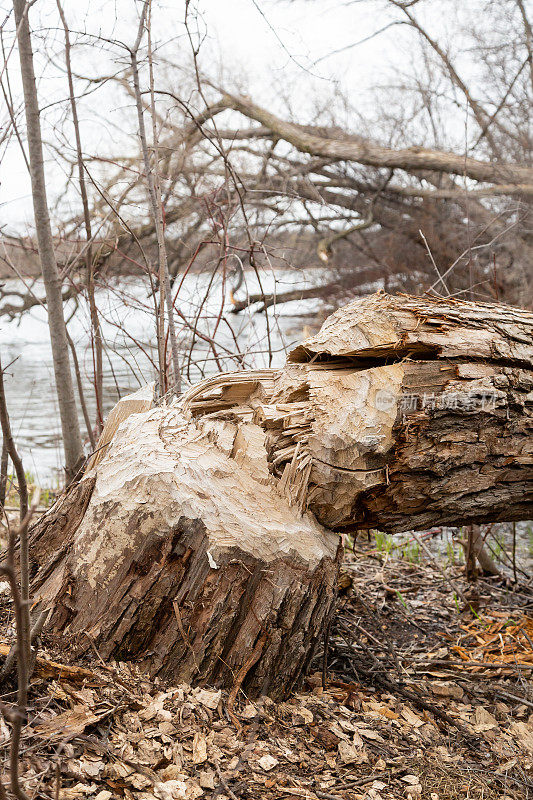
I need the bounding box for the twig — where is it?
[0,606,49,682]
[0,359,28,521]
[214,764,239,800]
[409,530,468,605]
[130,0,181,393]
[494,688,533,709]
[66,330,96,450]
[227,631,267,733]
[0,499,39,800]
[512,522,518,584]
[335,621,479,747]
[322,614,332,691]
[0,437,8,510]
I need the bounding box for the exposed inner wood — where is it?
[290,293,533,367]
[32,403,340,698]
[258,359,532,531]
[24,292,532,696]
[189,295,533,532]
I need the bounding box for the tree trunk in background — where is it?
[465,524,501,577]
[56,0,104,436]
[464,525,478,580]
[25,293,532,695]
[13,0,83,478]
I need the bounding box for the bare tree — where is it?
[50,0,529,319]
[56,0,104,435]
[3,0,532,437]
[12,0,83,478]
[130,0,181,393]
[0,362,33,800]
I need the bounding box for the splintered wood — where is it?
[26,292,533,695]
[256,294,533,531]
[181,369,278,418]
[451,612,533,667]
[147,293,531,533]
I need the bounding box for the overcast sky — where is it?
[0,0,463,232]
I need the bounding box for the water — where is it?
[1,273,531,575]
[0,270,320,483]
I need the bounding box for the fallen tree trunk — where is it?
[229,282,347,313]
[264,293,533,531]
[26,293,532,695]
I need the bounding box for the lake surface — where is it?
[1,271,531,574]
[0,270,320,483]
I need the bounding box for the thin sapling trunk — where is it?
[12,0,83,478]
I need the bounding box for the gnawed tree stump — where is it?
[26,293,533,695]
[30,401,340,698]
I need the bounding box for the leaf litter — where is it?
[0,553,532,798]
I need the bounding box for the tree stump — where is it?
[25,292,533,695]
[30,401,340,699]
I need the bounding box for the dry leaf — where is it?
[129,773,152,790]
[338,740,363,764]
[337,718,357,733]
[430,682,463,699]
[35,705,108,743]
[193,688,222,710]
[376,706,400,720]
[0,717,10,745]
[357,727,385,742]
[509,721,533,754]
[58,784,96,799]
[140,698,165,722]
[300,706,314,724]
[160,766,185,782]
[78,756,105,778]
[474,706,498,731]
[352,729,364,748]
[401,707,425,728]
[199,770,215,789]
[192,732,207,764]
[258,755,279,771]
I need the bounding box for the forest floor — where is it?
[1,549,532,800]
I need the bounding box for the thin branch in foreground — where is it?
[0,477,40,800]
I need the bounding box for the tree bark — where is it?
[265,294,533,532]
[30,387,340,699]
[25,293,532,695]
[13,0,83,478]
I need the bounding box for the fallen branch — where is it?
[230,281,346,313]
